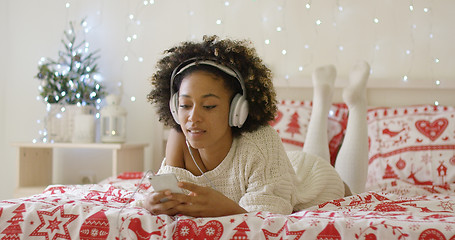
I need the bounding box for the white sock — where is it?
[302,65,336,162]
[335,61,370,194]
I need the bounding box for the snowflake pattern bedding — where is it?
[0,174,455,240]
[2,103,455,239]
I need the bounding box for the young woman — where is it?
[145,36,370,217]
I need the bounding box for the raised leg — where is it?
[302,65,336,161]
[335,61,370,194]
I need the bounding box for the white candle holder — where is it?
[100,95,127,143]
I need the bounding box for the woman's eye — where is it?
[179,104,190,109]
[204,105,217,109]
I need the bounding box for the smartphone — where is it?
[148,173,184,194]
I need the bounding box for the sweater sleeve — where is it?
[237,126,295,215]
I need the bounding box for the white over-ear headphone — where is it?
[169,58,249,128]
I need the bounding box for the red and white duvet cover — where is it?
[1,173,455,240]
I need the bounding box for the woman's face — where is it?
[177,71,233,150]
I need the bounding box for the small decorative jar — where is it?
[100,95,127,143]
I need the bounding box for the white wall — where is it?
[0,0,11,198]
[1,0,454,200]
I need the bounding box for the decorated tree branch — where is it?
[35,19,105,107]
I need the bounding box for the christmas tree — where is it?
[285,111,301,137]
[1,204,26,239]
[35,19,105,107]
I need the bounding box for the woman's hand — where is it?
[143,190,184,216]
[167,182,247,217]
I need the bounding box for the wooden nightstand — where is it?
[12,142,148,197]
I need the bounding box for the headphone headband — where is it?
[170,57,246,97]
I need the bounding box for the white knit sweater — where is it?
[157,125,345,215]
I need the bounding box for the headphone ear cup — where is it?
[229,94,249,128]
[169,92,180,124]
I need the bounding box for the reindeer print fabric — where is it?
[1,104,455,239]
[366,105,455,189]
[1,173,455,239]
[270,100,349,166]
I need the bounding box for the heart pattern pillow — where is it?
[366,105,455,189]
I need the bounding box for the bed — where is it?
[1,100,455,239]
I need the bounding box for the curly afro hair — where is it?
[147,35,277,135]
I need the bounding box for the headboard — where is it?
[275,87,454,107]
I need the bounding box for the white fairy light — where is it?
[373,18,379,24]
[305,3,311,9]
[149,0,154,4]
[143,0,148,5]
[402,75,408,82]
[138,57,144,62]
[405,50,411,55]
[65,2,70,8]
[338,45,344,51]
[264,39,270,45]
[434,58,440,63]
[409,5,414,11]
[132,34,137,39]
[224,1,230,6]
[216,19,222,25]
[127,36,132,42]
[281,49,287,55]
[434,101,439,106]
[298,66,304,71]
[276,26,282,32]
[124,56,129,61]
[315,19,322,25]
[435,80,441,86]
[131,96,136,102]
[423,7,429,13]
[129,14,134,20]
[338,6,343,12]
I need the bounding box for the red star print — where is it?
[30,205,78,240]
[46,217,62,233]
[262,221,305,240]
